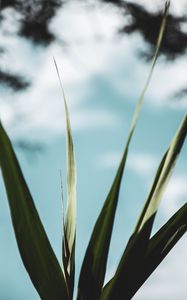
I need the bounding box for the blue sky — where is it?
[0,1,187,299]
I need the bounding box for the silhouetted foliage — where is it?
[0,0,16,9]
[0,1,186,93]
[1,0,63,45]
[0,0,64,91]
[101,1,187,61]
[173,87,187,100]
[0,70,30,91]
[101,0,124,6]
[122,2,187,60]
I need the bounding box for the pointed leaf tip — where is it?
[54,59,77,299]
[78,2,169,300]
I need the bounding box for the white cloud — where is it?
[100,151,158,177]
[129,0,187,15]
[99,151,121,168]
[127,153,158,176]
[160,175,187,218]
[51,0,124,42]
[0,1,129,139]
[0,0,187,141]
[145,57,187,108]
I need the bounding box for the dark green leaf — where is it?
[102,113,187,300]
[77,3,170,300]
[132,113,187,244]
[122,203,187,299]
[144,203,187,280]
[0,122,68,300]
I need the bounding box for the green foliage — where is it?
[0,121,68,300]
[54,58,77,299]
[0,1,187,300]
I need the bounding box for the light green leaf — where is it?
[54,59,77,299]
[0,122,68,300]
[77,3,169,300]
[135,114,187,234]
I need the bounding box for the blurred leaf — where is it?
[0,122,68,300]
[77,3,170,300]
[54,59,77,299]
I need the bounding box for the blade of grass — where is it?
[0,122,68,300]
[102,113,187,300]
[77,3,169,300]
[54,59,77,299]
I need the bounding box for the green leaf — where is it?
[144,203,187,281]
[77,3,170,300]
[54,59,77,299]
[102,114,187,300]
[0,122,68,300]
[135,115,187,235]
[121,203,187,299]
[102,203,187,300]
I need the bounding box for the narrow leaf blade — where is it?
[146,203,187,272]
[135,114,187,234]
[0,122,68,300]
[77,3,169,300]
[102,114,187,300]
[102,203,187,299]
[126,203,187,298]
[54,59,77,299]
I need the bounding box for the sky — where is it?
[0,1,187,299]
